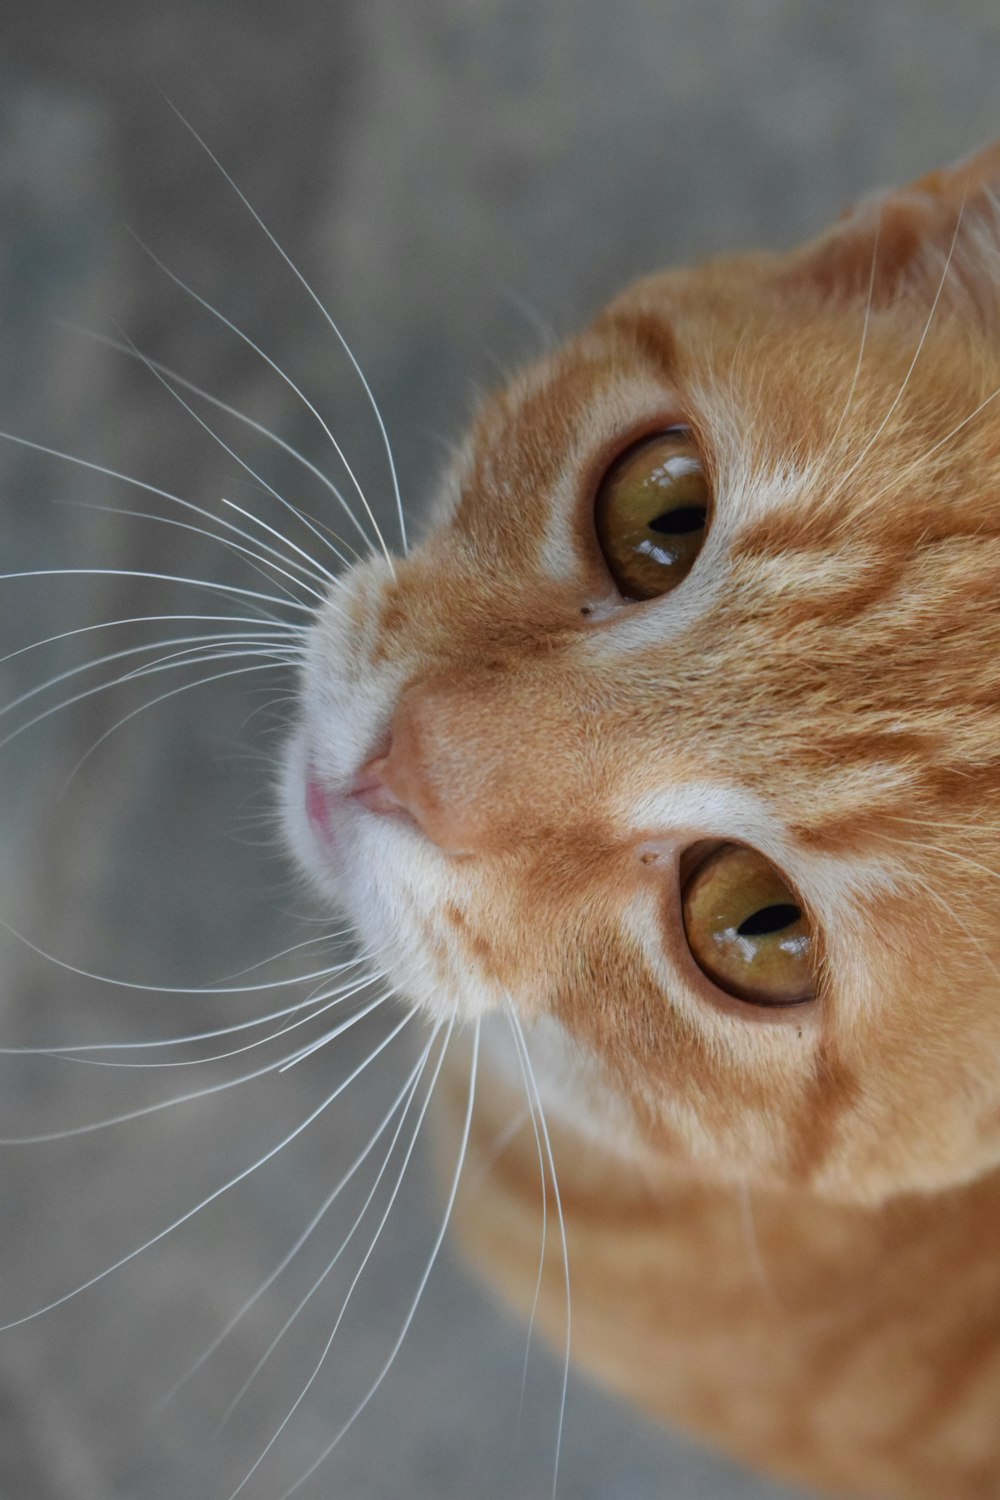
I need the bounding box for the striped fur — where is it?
[285,145,1000,1496]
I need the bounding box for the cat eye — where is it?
[594,428,710,600]
[681,844,816,1007]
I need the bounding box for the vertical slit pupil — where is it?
[737,903,801,937]
[649,506,706,535]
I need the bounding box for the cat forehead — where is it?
[420,276,993,652]
[438,313,846,545]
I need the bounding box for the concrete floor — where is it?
[1,5,999,1496]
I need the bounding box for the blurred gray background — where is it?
[1,4,998,1498]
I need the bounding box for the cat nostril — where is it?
[349,755,408,817]
[350,695,476,853]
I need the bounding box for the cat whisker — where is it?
[220,497,337,589]
[510,1021,549,1440]
[166,100,408,559]
[829,213,882,447]
[507,1003,571,1500]
[0,1003,414,1332]
[0,432,336,617]
[58,320,365,571]
[1,628,299,729]
[0,563,313,622]
[0,916,374,998]
[264,1017,476,1500]
[839,180,970,488]
[113,324,353,581]
[63,657,297,787]
[57,496,329,607]
[0,989,392,1148]
[0,612,305,671]
[162,1028,439,1413]
[922,377,1000,460]
[114,639,302,681]
[232,691,303,741]
[106,324,355,579]
[128,227,393,569]
[464,1106,532,1189]
[211,927,355,983]
[276,999,382,1070]
[219,1021,447,1449]
[0,957,371,1059]
[0,642,297,765]
[40,972,385,1071]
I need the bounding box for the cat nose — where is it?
[349,753,408,819]
[349,689,483,854]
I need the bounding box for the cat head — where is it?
[284,143,1000,1207]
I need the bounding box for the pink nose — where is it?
[350,756,408,819]
[349,691,479,854]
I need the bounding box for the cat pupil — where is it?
[648,505,706,535]
[736,903,801,937]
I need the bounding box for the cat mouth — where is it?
[305,773,339,845]
[304,763,419,854]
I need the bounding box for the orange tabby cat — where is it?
[285,143,1000,1498]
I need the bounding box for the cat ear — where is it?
[791,141,1000,316]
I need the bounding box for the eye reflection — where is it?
[681,844,817,1007]
[594,429,710,600]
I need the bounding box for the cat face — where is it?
[284,145,1000,1208]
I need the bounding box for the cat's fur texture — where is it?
[284,144,1000,1498]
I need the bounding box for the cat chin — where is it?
[281,720,510,1025]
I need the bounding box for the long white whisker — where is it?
[163,1028,438,1411]
[128,227,393,570]
[0,915,373,997]
[46,972,384,1070]
[0,563,312,619]
[62,658,295,785]
[274,1018,478,1500]
[0,647,294,762]
[59,320,364,570]
[1,629,298,728]
[0,989,392,1149]
[212,928,354,982]
[923,379,1000,459]
[0,430,331,613]
[166,100,407,558]
[0,1004,413,1329]
[0,958,369,1057]
[508,1003,570,1500]
[509,1014,549,1438]
[114,641,301,683]
[58,495,328,605]
[220,1022,446,1442]
[117,325,342,587]
[0,613,303,670]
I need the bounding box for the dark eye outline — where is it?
[587,423,713,606]
[678,841,820,1011]
[638,840,827,1026]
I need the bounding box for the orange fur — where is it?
[287,143,1000,1496]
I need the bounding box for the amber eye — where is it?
[681,844,816,1007]
[594,428,710,600]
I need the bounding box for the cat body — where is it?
[285,144,1000,1497]
[450,1054,1000,1500]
